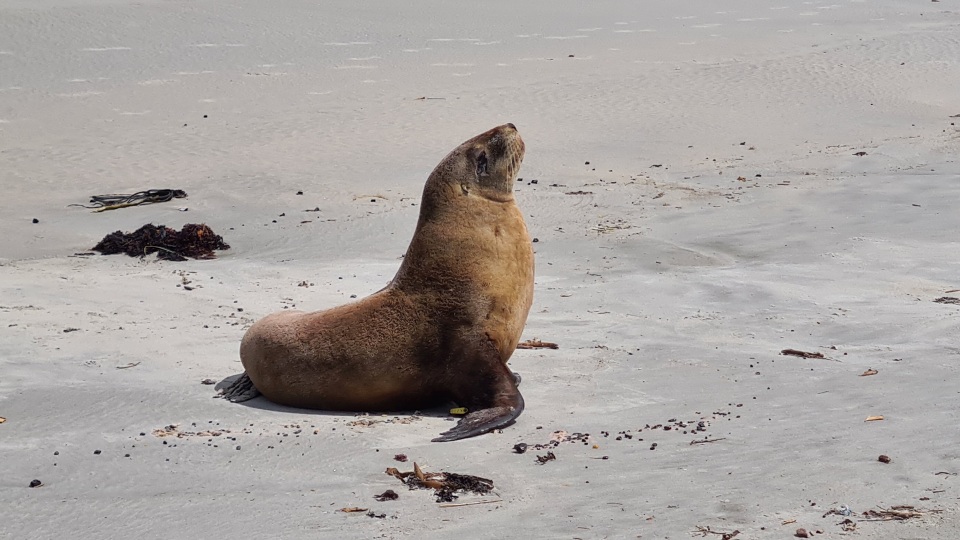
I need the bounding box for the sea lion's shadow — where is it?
[216,373,454,419]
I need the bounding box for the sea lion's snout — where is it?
[425,125,527,203]
[475,124,524,191]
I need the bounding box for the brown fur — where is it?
[236,124,533,441]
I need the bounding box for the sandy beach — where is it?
[2,1,959,538]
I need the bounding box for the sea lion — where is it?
[221,123,534,442]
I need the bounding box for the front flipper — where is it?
[218,372,262,403]
[432,389,524,442]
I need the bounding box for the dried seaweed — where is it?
[92,223,230,261]
[385,462,493,503]
[861,505,941,521]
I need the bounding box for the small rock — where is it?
[513,443,528,454]
[32,218,39,224]
[29,479,42,488]
[53,451,59,456]
[878,454,891,463]
[795,528,810,538]
[94,450,101,455]
[200,379,216,385]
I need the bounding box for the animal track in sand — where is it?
[56,91,103,98]
[81,46,131,52]
[138,79,178,85]
[191,43,246,48]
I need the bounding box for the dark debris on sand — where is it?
[386,463,493,503]
[92,224,230,261]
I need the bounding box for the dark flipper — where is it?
[432,388,524,443]
[218,372,261,402]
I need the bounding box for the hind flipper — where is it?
[218,373,261,402]
[432,383,524,442]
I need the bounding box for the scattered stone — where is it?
[879,454,892,463]
[29,479,42,488]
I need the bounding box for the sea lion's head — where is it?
[424,123,525,205]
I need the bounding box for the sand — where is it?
[2,1,959,538]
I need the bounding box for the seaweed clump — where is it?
[385,463,493,503]
[92,223,230,261]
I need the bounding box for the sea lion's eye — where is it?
[476,152,488,176]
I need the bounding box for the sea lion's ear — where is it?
[474,150,489,177]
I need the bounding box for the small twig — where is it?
[116,362,141,369]
[517,339,559,350]
[692,525,740,539]
[690,437,726,445]
[438,499,502,508]
[144,245,183,257]
[781,348,825,359]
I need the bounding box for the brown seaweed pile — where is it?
[92,223,230,261]
[386,463,493,503]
